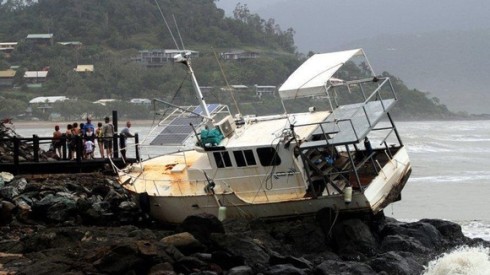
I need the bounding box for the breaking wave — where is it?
[424,246,490,275]
[408,172,490,184]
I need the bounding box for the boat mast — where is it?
[153,0,212,124]
[175,53,213,123]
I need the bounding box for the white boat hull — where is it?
[128,147,411,224]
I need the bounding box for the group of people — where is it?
[51,116,134,161]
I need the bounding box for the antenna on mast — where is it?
[154,0,180,50]
[173,14,186,51]
[153,0,212,124]
[213,49,241,116]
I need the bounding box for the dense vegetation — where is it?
[0,0,456,120]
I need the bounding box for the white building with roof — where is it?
[132,49,200,67]
[130,98,152,105]
[93,99,119,106]
[26,33,54,46]
[0,42,17,54]
[255,85,277,98]
[29,96,69,113]
[29,96,69,104]
[24,71,49,87]
[220,85,249,92]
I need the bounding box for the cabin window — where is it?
[233,149,257,167]
[256,147,281,166]
[244,150,257,165]
[213,151,232,168]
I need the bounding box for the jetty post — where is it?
[112,110,119,158]
[33,134,39,162]
[135,133,140,161]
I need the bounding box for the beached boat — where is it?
[118,49,411,223]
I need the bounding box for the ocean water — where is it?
[386,120,490,243]
[10,119,490,271]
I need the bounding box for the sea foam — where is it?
[424,246,490,275]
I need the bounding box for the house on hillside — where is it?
[93,99,119,106]
[199,86,215,95]
[74,65,94,74]
[0,42,17,56]
[29,96,69,113]
[0,69,16,87]
[220,50,259,61]
[26,33,54,46]
[220,85,249,92]
[131,49,199,67]
[130,98,151,105]
[58,41,82,49]
[24,70,49,88]
[254,85,276,98]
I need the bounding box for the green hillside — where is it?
[0,0,457,120]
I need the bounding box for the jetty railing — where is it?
[0,133,140,174]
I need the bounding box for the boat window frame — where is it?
[256,147,281,167]
[233,149,257,167]
[213,151,233,168]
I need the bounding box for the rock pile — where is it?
[1,171,489,274]
[0,173,146,227]
[0,121,57,163]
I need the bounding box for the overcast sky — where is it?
[216,0,490,113]
[216,0,490,53]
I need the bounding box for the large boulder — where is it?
[0,200,16,224]
[380,234,432,254]
[179,213,225,244]
[332,219,378,257]
[314,260,377,275]
[160,232,205,255]
[420,219,469,246]
[92,242,146,274]
[368,251,424,275]
[263,264,309,275]
[211,233,269,271]
[381,220,443,251]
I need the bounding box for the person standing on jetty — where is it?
[95,122,105,158]
[119,121,134,163]
[84,127,95,159]
[82,116,95,136]
[72,122,80,135]
[52,125,62,158]
[102,116,114,158]
[84,130,95,159]
[65,124,75,160]
[83,118,96,150]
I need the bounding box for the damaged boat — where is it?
[118,48,412,223]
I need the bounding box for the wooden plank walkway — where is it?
[0,157,137,175]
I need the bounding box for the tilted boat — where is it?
[118,49,412,223]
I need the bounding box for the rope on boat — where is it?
[327,207,340,239]
[222,195,253,219]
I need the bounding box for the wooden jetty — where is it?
[0,133,140,175]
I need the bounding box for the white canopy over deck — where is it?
[278,49,373,100]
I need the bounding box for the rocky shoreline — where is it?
[1,172,489,275]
